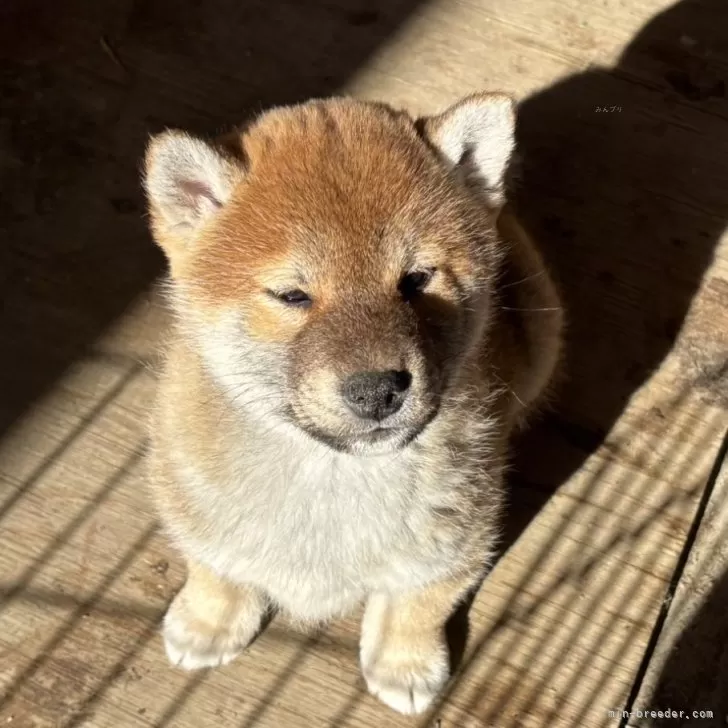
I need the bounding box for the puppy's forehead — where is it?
[237,100,443,227]
[244,99,424,175]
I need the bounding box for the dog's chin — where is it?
[291,420,423,455]
[343,427,419,456]
[292,406,439,455]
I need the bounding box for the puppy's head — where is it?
[145,94,515,454]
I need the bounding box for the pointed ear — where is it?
[420,93,516,210]
[143,130,246,259]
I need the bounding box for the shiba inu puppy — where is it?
[143,92,563,715]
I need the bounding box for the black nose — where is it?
[341,370,412,421]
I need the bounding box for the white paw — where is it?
[163,618,244,670]
[162,594,262,671]
[361,644,450,715]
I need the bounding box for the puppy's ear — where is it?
[419,92,516,210]
[144,131,246,262]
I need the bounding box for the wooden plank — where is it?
[627,425,728,723]
[2,0,728,726]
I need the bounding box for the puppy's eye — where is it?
[399,269,435,301]
[269,289,312,308]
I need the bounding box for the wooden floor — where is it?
[2,0,728,726]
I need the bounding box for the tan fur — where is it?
[143,93,563,715]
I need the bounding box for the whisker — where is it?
[499,268,547,290]
[492,372,526,408]
[500,305,562,312]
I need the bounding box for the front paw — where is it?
[162,584,265,670]
[361,637,450,715]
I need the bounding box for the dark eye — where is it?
[270,289,312,308]
[399,269,435,301]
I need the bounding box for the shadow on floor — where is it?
[643,566,728,727]
[506,0,728,540]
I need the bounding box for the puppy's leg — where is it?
[360,573,477,715]
[163,561,268,670]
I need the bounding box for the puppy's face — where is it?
[145,95,515,454]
